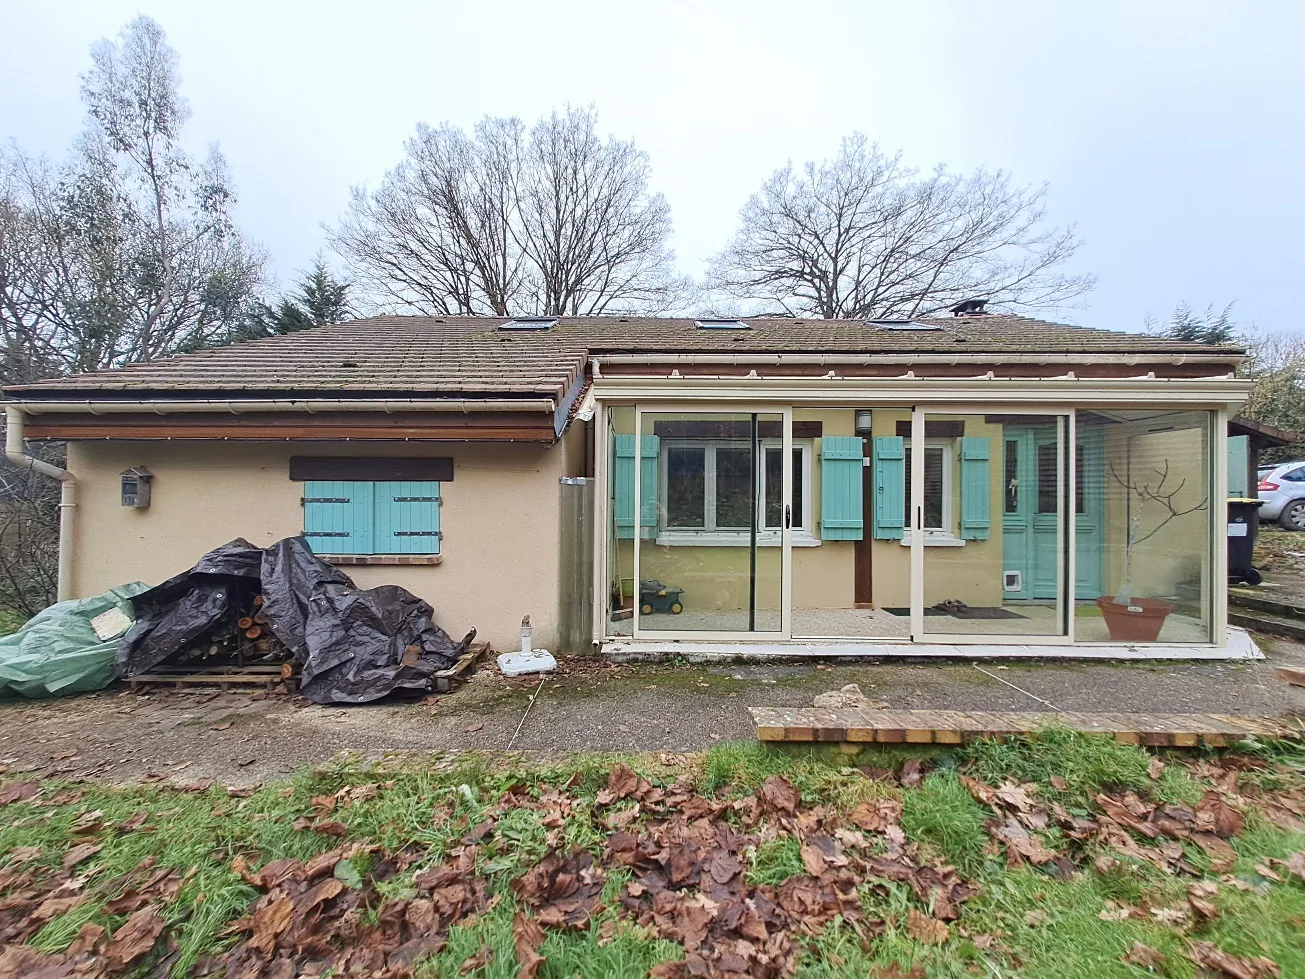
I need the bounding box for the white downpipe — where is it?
[5,407,75,602]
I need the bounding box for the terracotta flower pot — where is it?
[1094,596,1174,643]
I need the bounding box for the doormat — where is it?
[883,608,948,617]
[950,607,1028,620]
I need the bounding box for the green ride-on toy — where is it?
[639,579,685,616]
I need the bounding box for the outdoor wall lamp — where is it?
[854,410,873,435]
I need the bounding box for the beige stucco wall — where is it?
[66,438,570,652]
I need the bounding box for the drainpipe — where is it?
[5,406,75,602]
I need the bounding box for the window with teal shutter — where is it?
[303,480,441,554]
[303,481,374,554]
[374,481,441,554]
[872,436,905,539]
[613,434,659,538]
[959,436,991,540]
[820,436,864,540]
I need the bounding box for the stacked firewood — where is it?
[169,594,295,670]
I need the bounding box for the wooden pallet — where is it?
[1276,666,1305,688]
[125,665,294,691]
[750,706,1293,748]
[432,642,490,693]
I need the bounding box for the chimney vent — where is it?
[949,298,988,316]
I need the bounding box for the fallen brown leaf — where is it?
[1197,791,1244,839]
[871,964,927,979]
[1123,941,1166,968]
[1270,852,1305,885]
[513,912,546,979]
[1148,756,1166,779]
[906,908,948,945]
[759,775,799,814]
[248,893,295,956]
[460,943,494,974]
[0,781,39,805]
[463,723,484,734]
[211,721,233,731]
[61,842,102,869]
[1185,940,1279,979]
[1024,909,1050,927]
[101,908,166,971]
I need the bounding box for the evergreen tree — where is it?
[247,260,352,336]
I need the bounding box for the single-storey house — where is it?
[2,308,1253,657]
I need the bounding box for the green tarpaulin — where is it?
[0,583,150,698]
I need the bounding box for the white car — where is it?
[1258,460,1305,529]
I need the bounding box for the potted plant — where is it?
[1096,459,1207,642]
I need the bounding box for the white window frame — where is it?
[900,440,962,546]
[658,438,816,546]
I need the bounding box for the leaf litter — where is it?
[0,747,1297,977]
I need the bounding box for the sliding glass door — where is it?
[632,407,791,638]
[910,409,1071,641]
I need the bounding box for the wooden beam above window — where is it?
[652,420,823,439]
[895,420,965,439]
[289,457,454,481]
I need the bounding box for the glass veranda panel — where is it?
[919,413,1069,637]
[1077,409,1214,643]
[635,410,783,634]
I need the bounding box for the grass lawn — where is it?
[0,609,26,637]
[0,732,1303,978]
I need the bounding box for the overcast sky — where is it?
[4,1,1301,331]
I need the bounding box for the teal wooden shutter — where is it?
[613,434,659,539]
[871,436,905,540]
[821,436,865,540]
[1227,434,1249,498]
[374,481,441,554]
[960,437,991,540]
[303,481,373,554]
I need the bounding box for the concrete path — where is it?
[1,639,1302,788]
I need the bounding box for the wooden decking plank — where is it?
[747,707,1289,746]
[1276,666,1305,688]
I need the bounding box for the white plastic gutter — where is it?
[5,407,75,602]
[11,398,557,415]
[592,351,1238,367]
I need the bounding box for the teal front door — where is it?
[1001,426,1104,601]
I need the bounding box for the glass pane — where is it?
[636,410,783,634]
[1077,409,1213,642]
[1075,445,1087,514]
[1005,441,1019,513]
[904,447,945,530]
[791,448,804,529]
[714,446,752,529]
[665,447,705,528]
[764,447,782,529]
[922,413,1068,637]
[605,407,635,637]
[1037,444,1057,513]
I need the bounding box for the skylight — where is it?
[865,319,942,332]
[498,317,558,331]
[695,319,750,330]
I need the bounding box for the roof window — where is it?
[695,319,750,330]
[498,317,558,331]
[865,319,942,332]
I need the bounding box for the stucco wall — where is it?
[66,439,567,651]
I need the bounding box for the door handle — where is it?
[785,504,791,529]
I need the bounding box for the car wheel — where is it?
[1281,500,1305,531]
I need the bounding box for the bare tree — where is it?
[0,454,60,616]
[331,107,689,316]
[0,16,265,388]
[706,134,1094,319]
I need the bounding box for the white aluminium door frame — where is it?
[632,403,792,642]
[909,404,1077,645]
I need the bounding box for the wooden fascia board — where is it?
[23,410,557,442]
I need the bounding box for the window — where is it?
[303,480,441,555]
[694,319,749,330]
[498,317,557,331]
[903,442,953,535]
[659,440,812,543]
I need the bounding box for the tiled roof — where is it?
[4,314,1244,399]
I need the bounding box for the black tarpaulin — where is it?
[117,537,473,703]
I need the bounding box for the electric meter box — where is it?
[120,467,153,508]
